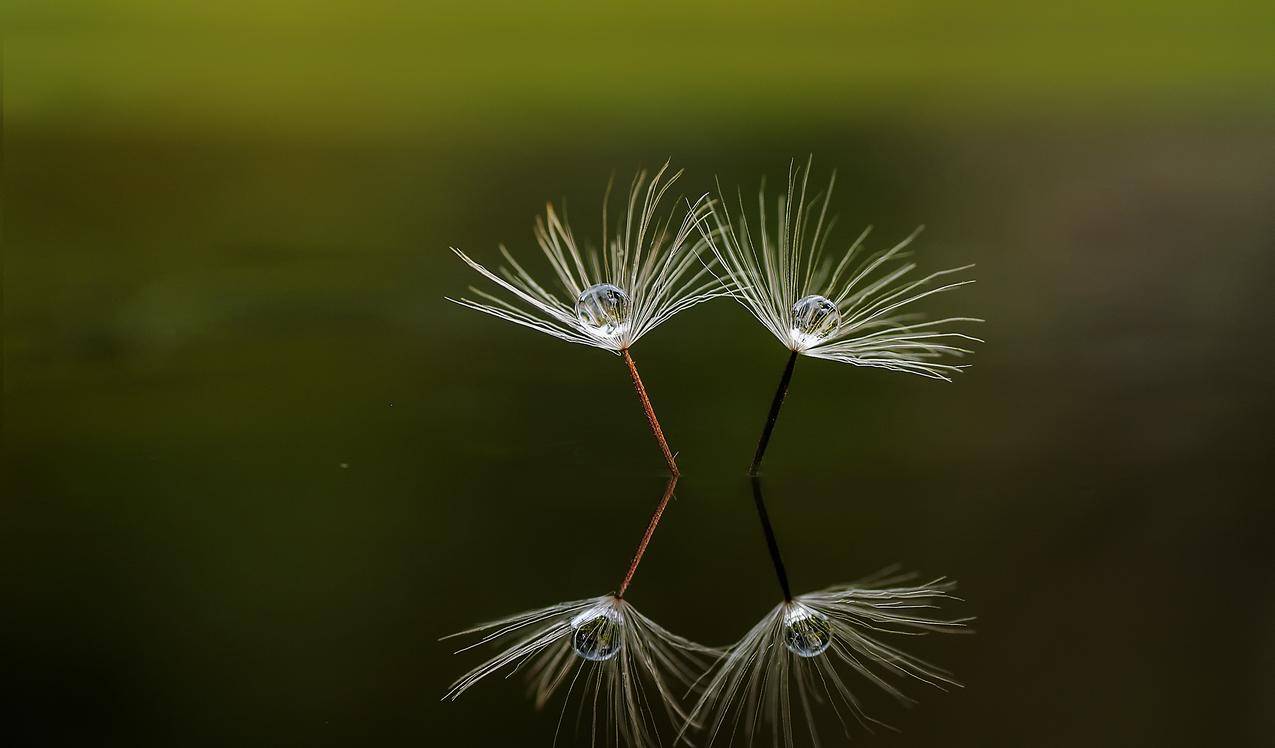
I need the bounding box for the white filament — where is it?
[700,158,983,379]
[681,571,969,746]
[444,594,718,747]
[447,163,732,353]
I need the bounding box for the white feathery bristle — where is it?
[682,573,969,746]
[700,157,982,379]
[444,594,718,747]
[448,163,732,353]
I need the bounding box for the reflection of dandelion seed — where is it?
[681,478,968,746]
[443,477,716,747]
[448,163,728,475]
[700,158,982,474]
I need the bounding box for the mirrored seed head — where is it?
[783,605,833,658]
[575,283,631,337]
[790,294,841,345]
[570,606,624,661]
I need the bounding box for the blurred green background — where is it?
[5,2,1274,745]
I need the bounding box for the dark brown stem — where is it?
[748,350,799,476]
[750,476,792,601]
[616,476,678,599]
[621,348,680,476]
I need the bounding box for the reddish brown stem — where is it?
[616,475,678,599]
[621,348,680,476]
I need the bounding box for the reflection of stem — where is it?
[750,476,792,601]
[621,348,680,476]
[748,350,799,475]
[616,476,678,599]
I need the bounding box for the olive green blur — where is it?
[5,2,1274,745]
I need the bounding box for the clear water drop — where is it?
[575,283,631,337]
[571,607,624,661]
[790,295,841,345]
[783,605,833,658]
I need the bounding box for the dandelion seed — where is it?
[681,478,968,746]
[444,477,717,746]
[700,158,982,474]
[448,163,729,475]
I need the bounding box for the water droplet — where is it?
[783,605,833,658]
[575,283,631,337]
[571,607,624,661]
[790,295,841,345]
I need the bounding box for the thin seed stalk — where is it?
[616,476,678,599]
[621,348,680,476]
[748,350,799,475]
[750,476,793,601]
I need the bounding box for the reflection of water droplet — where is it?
[571,606,624,661]
[783,605,833,657]
[790,295,841,345]
[575,284,631,337]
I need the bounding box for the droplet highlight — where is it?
[571,607,624,661]
[790,294,841,345]
[575,283,631,337]
[783,605,833,658]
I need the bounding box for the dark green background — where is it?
[5,2,1274,745]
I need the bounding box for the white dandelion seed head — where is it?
[444,594,717,747]
[683,571,969,746]
[701,157,983,379]
[447,162,731,354]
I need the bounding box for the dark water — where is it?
[6,116,1275,746]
